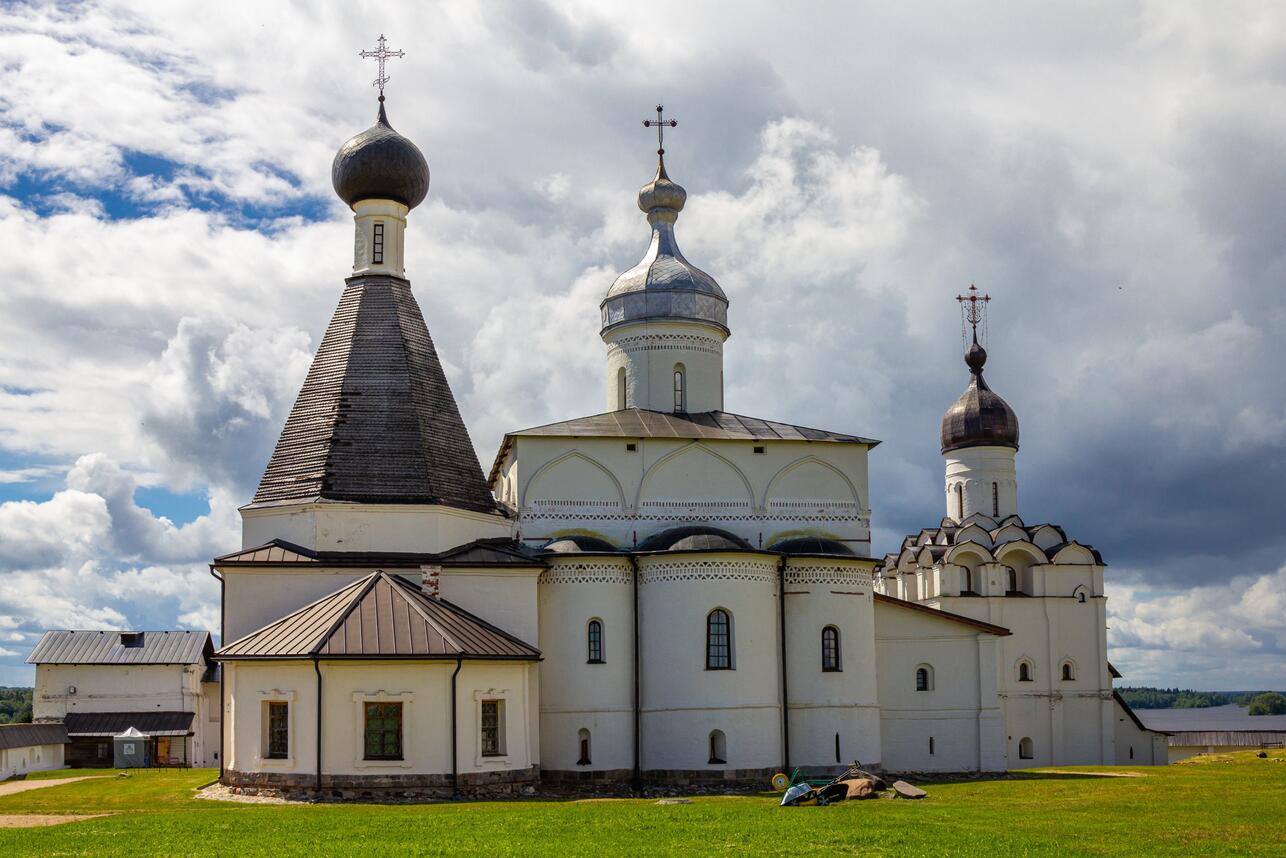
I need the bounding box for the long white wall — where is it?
[1,743,64,780]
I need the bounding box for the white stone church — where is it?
[212,90,1166,795]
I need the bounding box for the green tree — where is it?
[1247,692,1286,716]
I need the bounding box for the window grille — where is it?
[821,626,841,672]
[372,222,384,264]
[587,620,604,664]
[916,667,930,691]
[267,702,289,759]
[706,609,732,670]
[992,482,999,517]
[481,700,502,756]
[363,702,403,760]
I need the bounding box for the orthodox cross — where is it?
[643,104,678,155]
[956,284,991,346]
[359,34,406,100]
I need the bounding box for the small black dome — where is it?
[543,535,618,554]
[332,101,429,210]
[637,526,753,553]
[768,537,857,557]
[941,338,1019,453]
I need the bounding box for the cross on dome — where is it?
[956,284,991,347]
[643,104,678,156]
[359,34,406,100]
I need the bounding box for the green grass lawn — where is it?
[2,752,1284,856]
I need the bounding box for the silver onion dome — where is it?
[940,336,1020,454]
[332,100,430,211]
[600,157,729,335]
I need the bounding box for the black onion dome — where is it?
[332,101,430,210]
[637,525,752,552]
[768,536,857,556]
[940,338,1019,454]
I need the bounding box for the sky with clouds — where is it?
[0,1,1283,689]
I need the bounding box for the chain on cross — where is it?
[359,34,406,100]
[643,104,677,155]
[956,284,991,346]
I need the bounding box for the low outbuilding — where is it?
[0,722,69,780]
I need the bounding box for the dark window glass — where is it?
[372,222,385,264]
[673,368,685,412]
[916,667,929,691]
[821,626,841,672]
[955,484,964,519]
[706,610,731,669]
[587,620,604,664]
[267,702,289,759]
[1019,737,1033,759]
[481,700,501,756]
[1062,663,1074,681]
[578,729,591,766]
[992,482,999,517]
[929,737,935,755]
[708,729,726,764]
[363,702,403,760]
[1007,569,1017,593]
[1019,662,1032,682]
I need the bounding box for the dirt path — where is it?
[0,813,108,828]
[0,776,104,797]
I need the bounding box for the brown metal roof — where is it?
[0,722,69,749]
[251,276,499,514]
[63,711,195,737]
[217,571,540,660]
[27,630,213,666]
[873,593,1012,636]
[215,538,541,568]
[490,408,879,483]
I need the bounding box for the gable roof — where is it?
[63,711,195,738]
[873,593,1012,636]
[216,571,540,661]
[27,630,213,666]
[251,276,498,514]
[215,538,541,568]
[490,408,878,483]
[1113,691,1170,736]
[0,722,69,750]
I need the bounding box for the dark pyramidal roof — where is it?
[252,275,497,513]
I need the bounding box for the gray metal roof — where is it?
[941,339,1019,454]
[63,711,194,738]
[332,100,429,210]
[215,538,540,568]
[217,571,541,660]
[0,722,69,750]
[27,630,212,666]
[251,275,498,515]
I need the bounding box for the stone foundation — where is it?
[223,766,539,800]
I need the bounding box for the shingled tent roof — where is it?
[216,571,540,660]
[252,275,497,514]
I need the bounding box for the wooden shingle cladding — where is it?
[216,571,541,661]
[27,630,213,666]
[252,275,497,514]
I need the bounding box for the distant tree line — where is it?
[0,687,32,724]
[1118,687,1286,712]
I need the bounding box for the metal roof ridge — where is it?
[216,575,372,656]
[310,570,385,655]
[386,573,468,654]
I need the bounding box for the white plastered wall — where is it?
[1113,698,1168,765]
[0,743,64,780]
[944,446,1018,521]
[350,199,408,277]
[506,435,871,552]
[873,600,1005,773]
[224,659,538,779]
[603,320,726,413]
[241,502,511,555]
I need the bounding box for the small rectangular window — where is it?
[753,446,765,455]
[481,700,504,756]
[372,222,385,264]
[363,701,403,760]
[625,443,637,452]
[267,702,289,759]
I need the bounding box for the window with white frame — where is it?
[363,702,403,761]
[266,701,289,760]
[587,619,604,664]
[372,222,385,264]
[915,664,934,691]
[481,700,505,757]
[706,609,732,670]
[821,626,841,672]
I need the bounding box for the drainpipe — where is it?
[313,656,323,794]
[451,655,463,796]
[208,565,224,782]
[777,555,790,773]
[630,554,641,791]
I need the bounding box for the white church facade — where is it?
[212,88,1164,796]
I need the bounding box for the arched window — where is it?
[915,664,934,691]
[706,609,732,670]
[577,728,591,765]
[1061,661,1075,681]
[1007,568,1017,593]
[992,482,999,517]
[617,367,628,410]
[1018,737,1034,760]
[962,567,974,594]
[1018,660,1033,682]
[821,626,841,672]
[955,483,964,520]
[587,619,604,664]
[673,364,686,412]
[708,729,727,764]
[1074,586,1088,603]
